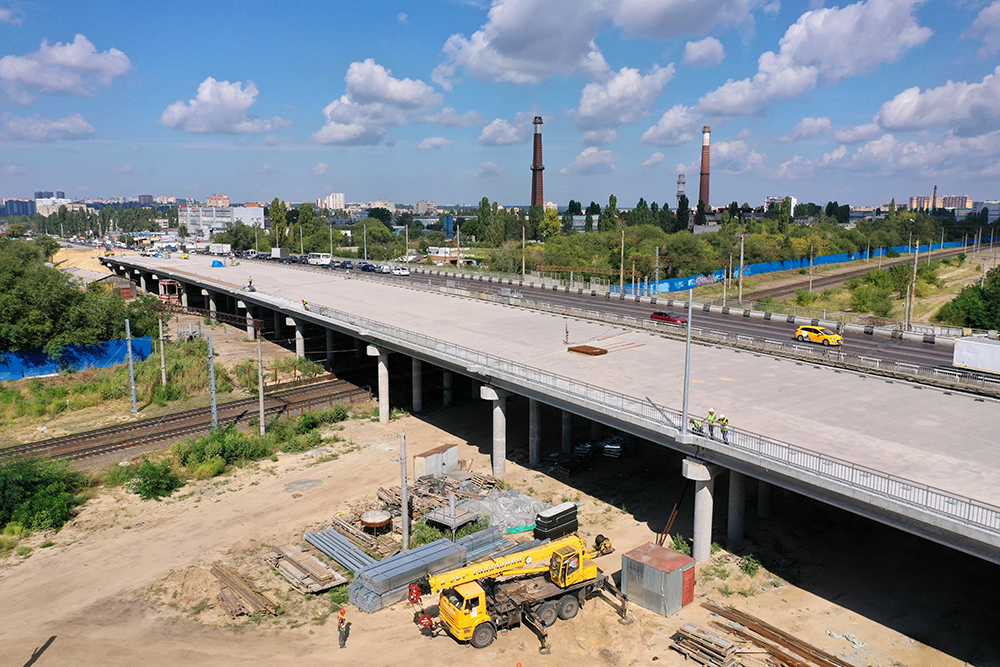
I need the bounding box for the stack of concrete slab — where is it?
[534,501,578,541]
[350,538,467,613]
[457,525,512,561]
[304,527,376,573]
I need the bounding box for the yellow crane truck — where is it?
[411,534,630,653]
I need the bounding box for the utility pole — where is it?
[619,229,625,291]
[126,319,138,415]
[866,237,870,264]
[878,245,883,269]
[808,244,814,293]
[400,433,409,550]
[208,334,218,431]
[738,233,745,304]
[257,332,266,436]
[299,219,304,255]
[681,288,694,434]
[521,226,526,278]
[329,220,334,256]
[158,315,167,388]
[404,225,408,261]
[909,239,919,329]
[364,224,368,262]
[654,246,660,293]
[631,259,636,294]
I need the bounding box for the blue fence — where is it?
[0,337,152,381]
[615,238,983,295]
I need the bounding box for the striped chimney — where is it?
[530,116,545,208]
[699,126,711,210]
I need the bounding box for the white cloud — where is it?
[763,1,781,14]
[418,107,485,127]
[560,147,618,175]
[874,66,1000,136]
[161,78,289,134]
[0,34,131,105]
[697,0,932,116]
[474,161,505,178]
[577,65,674,132]
[0,8,21,24]
[642,152,666,168]
[683,37,726,68]
[116,164,133,174]
[641,104,698,147]
[397,12,408,23]
[779,116,831,142]
[129,145,140,153]
[614,0,753,39]
[833,122,881,143]
[312,162,329,175]
[711,139,765,173]
[582,128,618,145]
[0,112,95,141]
[314,60,440,145]
[478,112,533,145]
[417,136,454,150]
[964,1,1000,57]
[259,163,274,174]
[2,164,27,175]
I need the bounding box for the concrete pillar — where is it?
[758,480,774,519]
[528,399,541,467]
[591,420,602,441]
[561,410,573,454]
[442,370,453,407]
[273,310,283,340]
[245,307,254,338]
[727,471,746,541]
[411,358,423,413]
[138,272,147,292]
[471,378,481,397]
[204,290,217,315]
[480,386,509,478]
[294,319,306,360]
[683,458,719,563]
[355,337,364,360]
[180,285,189,308]
[326,329,335,371]
[368,345,390,423]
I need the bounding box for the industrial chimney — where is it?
[676,174,686,207]
[932,184,937,211]
[530,116,545,208]
[699,126,711,210]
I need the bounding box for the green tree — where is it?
[7,223,25,238]
[567,200,582,216]
[269,198,287,248]
[177,224,188,241]
[778,197,792,233]
[584,212,594,232]
[527,204,544,240]
[676,195,690,232]
[598,195,618,232]
[630,198,654,227]
[539,208,561,239]
[694,200,706,227]
[368,207,392,224]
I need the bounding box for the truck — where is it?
[412,534,629,654]
[209,243,231,255]
[271,247,290,260]
[954,336,1000,374]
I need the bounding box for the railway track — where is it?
[1,377,371,463]
[742,246,968,301]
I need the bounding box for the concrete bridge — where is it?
[102,255,1000,565]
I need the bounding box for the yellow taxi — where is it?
[794,325,843,346]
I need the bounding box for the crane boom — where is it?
[428,534,584,593]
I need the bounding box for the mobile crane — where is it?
[410,534,630,654]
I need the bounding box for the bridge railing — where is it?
[302,296,1000,536]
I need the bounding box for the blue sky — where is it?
[2,0,1000,209]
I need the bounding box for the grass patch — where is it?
[739,554,762,577]
[0,457,87,532]
[670,534,692,557]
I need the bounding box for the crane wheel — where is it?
[557,595,580,620]
[536,601,558,627]
[470,622,497,649]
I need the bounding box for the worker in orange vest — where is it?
[338,608,348,648]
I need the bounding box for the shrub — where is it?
[152,383,186,406]
[173,429,271,470]
[0,457,84,532]
[793,289,818,306]
[739,554,761,577]
[3,522,29,538]
[329,585,350,605]
[409,520,447,548]
[886,249,900,258]
[102,464,132,486]
[191,456,227,480]
[129,456,183,501]
[670,534,692,556]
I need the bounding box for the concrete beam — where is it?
[368,345,389,423]
[683,458,719,563]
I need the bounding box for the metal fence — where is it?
[297,286,1000,537]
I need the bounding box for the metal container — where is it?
[621,542,695,617]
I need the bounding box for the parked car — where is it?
[342,261,354,269]
[392,266,411,276]
[378,265,392,273]
[650,311,687,325]
[794,325,843,346]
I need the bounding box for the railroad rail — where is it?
[1,378,371,463]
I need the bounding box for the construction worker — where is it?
[689,417,704,435]
[705,409,718,439]
[719,414,730,444]
[338,608,348,648]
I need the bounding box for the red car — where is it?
[650,311,687,324]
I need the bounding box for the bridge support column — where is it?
[442,370,453,407]
[591,420,601,441]
[180,284,189,308]
[138,272,147,293]
[411,358,423,413]
[561,410,573,454]
[273,311,283,340]
[355,337,364,360]
[293,319,306,359]
[728,471,745,541]
[245,307,254,338]
[326,330,335,371]
[203,289,217,315]
[683,458,719,563]
[480,386,509,478]
[758,480,774,519]
[367,345,390,423]
[528,399,541,467]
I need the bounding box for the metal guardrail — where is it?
[295,285,1000,537]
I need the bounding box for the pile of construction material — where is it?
[702,602,858,667]
[573,434,632,459]
[534,501,578,541]
[325,512,398,559]
[263,544,348,594]
[671,623,738,666]
[349,538,467,613]
[304,526,376,573]
[456,525,513,561]
[211,562,277,619]
[377,472,503,518]
[459,489,551,533]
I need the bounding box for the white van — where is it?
[308,253,332,266]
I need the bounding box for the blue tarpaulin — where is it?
[0,337,152,381]
[211,260,225,267]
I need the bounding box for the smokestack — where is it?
[676,174,686,206]
[699,126,711,210]
[530,116,545,208]
[932,184,937,211]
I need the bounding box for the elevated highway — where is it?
[102,254,1000,565]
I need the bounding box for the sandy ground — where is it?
[52,246,118,274]
[1,393,996,667]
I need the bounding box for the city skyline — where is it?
[1,1,999,208]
